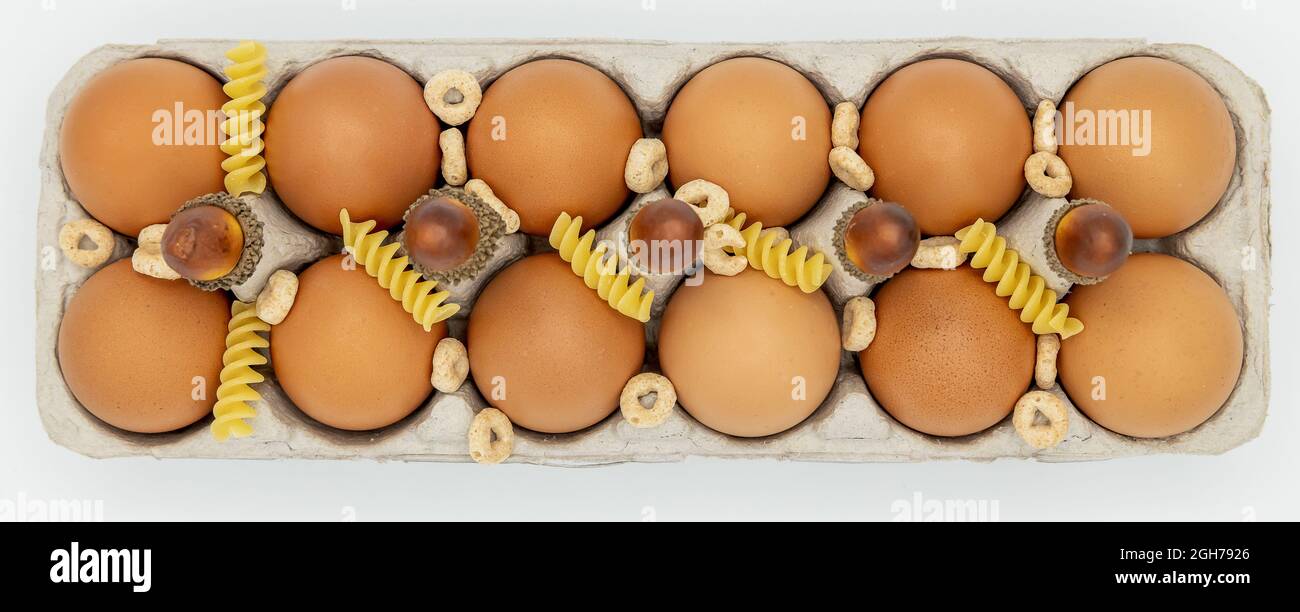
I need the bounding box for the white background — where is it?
[1,0,1295,521]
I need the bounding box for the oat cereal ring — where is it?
[431,337,469,393]
[620,372,676,428]
[624,138,669,194]
[1033,99,1058,154]
[673,179,730,227]
[831,101,860,149]
[910,236,967,270]
[829,146,875,191]
[131,223,180,280]
[58,218,114,268]
[255,269,299,325]
[1035,333,1061,390]
[841,295,876,352]
[1013,390,1069,450]
[1025,151,1072,198]
[439,128,467,186]
[464,178,520,234]
[468,408,514,465]
[424,69,482,126]
[702,223,747,276]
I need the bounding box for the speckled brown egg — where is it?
[662,57,832,227]
[59,58,227,236]
[1058,56,1236,238]
[658,268,840,438]
[1059,253,1242,438]
[861,266,1035,437]
[57,259,230,433]
[272,255,443,431]
[467,254,646,434]
[466,59,642,236]
[859,59,1031,236]
[265,56,440,235]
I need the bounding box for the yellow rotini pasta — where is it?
[340,209,460,331]
[548,212,653,322]
[955,218,1085,339]
[722,210,832,293]
[220,40,268,196]
[211,300,270,441]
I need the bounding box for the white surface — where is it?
[2,0,1296,521]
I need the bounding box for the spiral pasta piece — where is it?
[722,210,832,293]
[340,209,460,331]
[955,219,1085,339]
[211,301,270,441]
[548,212,653,322]
[220,40,268,196]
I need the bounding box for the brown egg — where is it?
[468,254,645,433]
[466,59,641,235]
[404,195,479,272]
[161,205,244,281]
[658,268,840,437]
[628,198,704,274]
[862,267,1035,437]
[264,56,439,235]
[1059,254,1242,438]
[57,259,230,433]
[859,59,1031,236]
[1054,202,1133,278]
[272,255,443,431]
[1058,57,1236,238]
[662,57,831,227]
[59,58,227,236]
[843,201,920,277]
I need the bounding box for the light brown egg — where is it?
[271,255,443,431]
[467,254,646,433]
[1059,253,1242,438]
[662,57,832,227]
[466,59,642,236]
[1058,57,1236,239]
[859,59,1030,236]
[59,58,227,236]
[57,259,230,433]
[658,268,840,438]
[861,266,1035,437]
[264,56,440,235]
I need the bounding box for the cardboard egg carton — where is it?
[35,38,1270,465]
